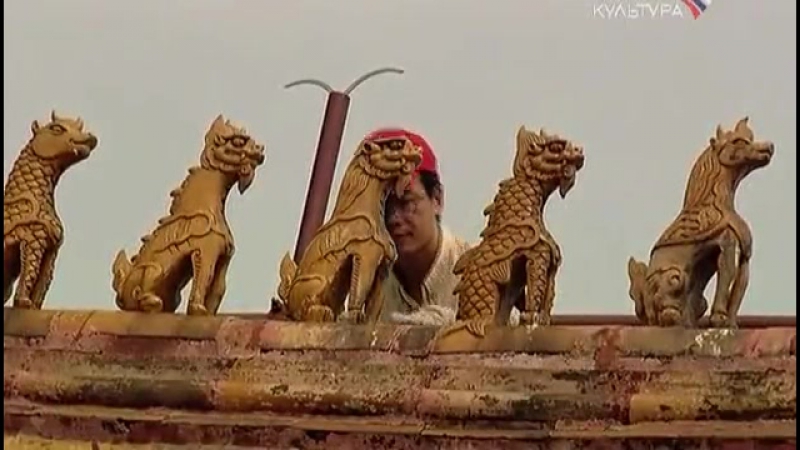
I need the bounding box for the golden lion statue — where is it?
[278,137,422,324]
[440,127,585,340]
[628,117,774,328]
[112,115,266,315]
[4,111,99,309]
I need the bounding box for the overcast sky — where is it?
[4,0,796,314]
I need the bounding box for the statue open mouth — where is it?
[755,143,775,163]
[380,175,406,221]
[559,166,577,198]
[393,173,412,197]
[71,135,98,157]
[238,167,255,193]
[72,146,92,158]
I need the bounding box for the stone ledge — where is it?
[4,309,796,447]
[3,308,797,357]
[5,347,796,422]
[4,402,797,448]
[4,434,257,450]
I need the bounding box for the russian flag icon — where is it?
[681,0,712,19]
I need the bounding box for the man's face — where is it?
[385,176,443,257]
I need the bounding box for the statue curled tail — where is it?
[276,251,336,322]
[111,250,164,312]
[111,250,132,309]
[277,252,297,303]
[627,257,649,322]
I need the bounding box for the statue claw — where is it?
[709,312,730,329]
[187,303,209,316]
[519,311,550,327]
[14,297,34,309]
[340,309,366,324]
[464,317,495,338]
[138,294,163,313]
[658,307,681,327]
[433,317,494,344]
[304,305,335,323]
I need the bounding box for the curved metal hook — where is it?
[343,67,405,96]
[283,79,335,93]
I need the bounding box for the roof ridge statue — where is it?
[628,117,774,328]
[278,137,422,323]
[4,111,99,310]
[438,126,586,341]
[112,115,266,315]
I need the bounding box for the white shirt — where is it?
[381,227,521,326]
[380,227,469,325]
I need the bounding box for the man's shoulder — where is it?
[440,226,472,261]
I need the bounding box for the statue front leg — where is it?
[709,232,738,328]
[14,240,45,309]
[186,248,220,316]
[723,258,750,329]
[342,250,381,324]
[521,244,551,326]
[363,263,388,325]
[204,253,232,315]
[30,245,60,309]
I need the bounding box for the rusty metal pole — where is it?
[285,67,404,263]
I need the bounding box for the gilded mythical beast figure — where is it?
[628,118,774,328]
[442,126,585,339]
[278,137,422,324]
[112,115,265,315]
[4,111,98,310]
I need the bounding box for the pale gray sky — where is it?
[4,0,796,314]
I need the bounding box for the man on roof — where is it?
[365,127,520,326]
[362,127,465,325]
[270,128,518,326]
